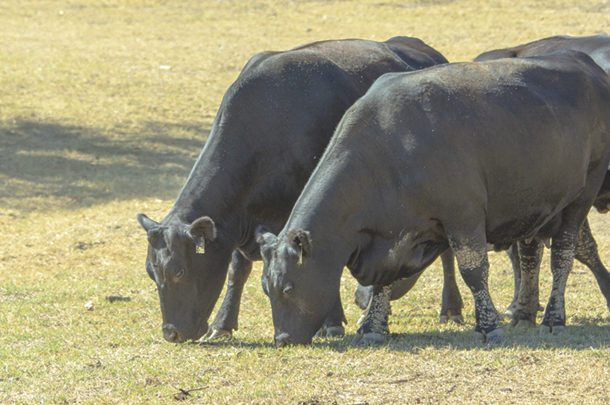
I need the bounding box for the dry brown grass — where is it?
[1,1,609,403]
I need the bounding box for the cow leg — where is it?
[314,294,346,338]
[448,227,502,343]
[506,242,545,317]
[439,249,464,324]
[205,250,252,340]
[574,219,610,312]
[505,243,521,317]
[510,239,543,328]
[540,230,578,335]
[351,284,392,346]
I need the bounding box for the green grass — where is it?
[1,0,609,403]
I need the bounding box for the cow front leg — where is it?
[314,294,346,338]
[205,250,252,340]
[510,239,543,328]
[540,231,578,335]
[351,284,392,346]
[439,249,464,324]
[575,219,610,312]
[449,231,502,343]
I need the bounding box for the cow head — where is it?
[257,227,340,346]
[137,213,231,343]
[592,170,610,214]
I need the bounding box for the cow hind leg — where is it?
[439,249,464,324]
[574,219,610,312]
[510,239,543,328]
[205,250,252,340]
[540,230,578,335]
[506,242,545,317]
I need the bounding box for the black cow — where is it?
[476,34,610,317]
[354,34,610,345]
[258,52,610,345]
[475,34,610,74]
[136,37,448,343]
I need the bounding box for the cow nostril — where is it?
[275,332,292,347]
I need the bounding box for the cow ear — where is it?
[255,226,276,246]
[137,213,159,231]
[188,216,216,254]
[287,229,311,264]
[255,226,277,261]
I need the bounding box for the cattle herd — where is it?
[137,34,610,346]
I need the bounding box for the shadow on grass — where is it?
[0,118,210,211]
[342,322,610,352]
[193,321,610,352]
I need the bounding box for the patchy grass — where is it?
[1,0,609,403]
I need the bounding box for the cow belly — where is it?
[485,211,562,246]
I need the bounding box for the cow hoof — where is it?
[351,332,385,346]
[439,314,464,324]
[204,328,232,341]
[487,327,504,343]
[325,326,345,338]
[450,314,464,324]
[475,327,503,344]
[314,325,345,338]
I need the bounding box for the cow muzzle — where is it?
[162,323,186,343]
[274,332,292,347]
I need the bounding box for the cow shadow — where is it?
[326,321,610,352]
[0,118,211,212]
[189,320,609,352]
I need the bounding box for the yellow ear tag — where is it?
[298,246,303,265]
[196,242,205,255]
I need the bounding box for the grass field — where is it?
[1,0,609,403]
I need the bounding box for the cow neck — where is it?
[166,120,251,247]
[284,149,366,264]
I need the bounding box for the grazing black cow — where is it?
[258,52,610,346]
[475,34,610,74]
[476,34,610,319]
[355,34,610,345]
[136,37,448,343]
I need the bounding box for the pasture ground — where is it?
[1,1,609,403]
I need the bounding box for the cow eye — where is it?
[175,268,185,279]
[282,282,294,296]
